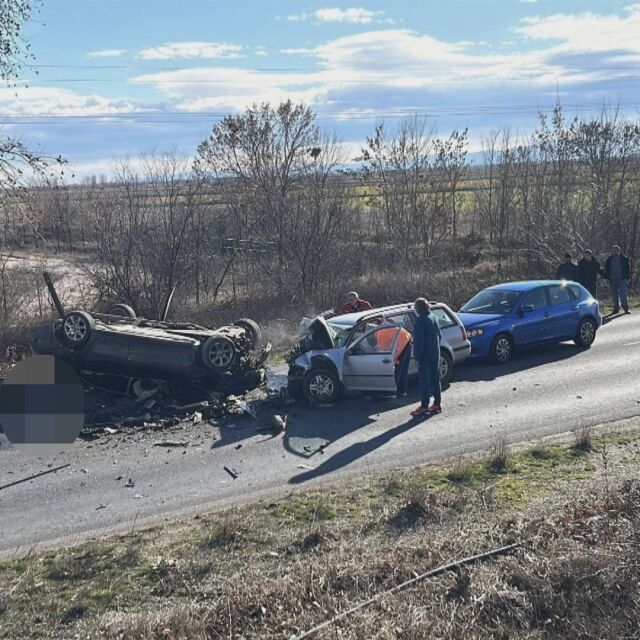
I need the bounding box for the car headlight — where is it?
[469,327,485,337]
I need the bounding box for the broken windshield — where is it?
[327,321,352,347]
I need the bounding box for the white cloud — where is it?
[0,86,154,117]
[254,46,268,57]
[87,49,127,59]
[287,7,390,24]
[138,41,244,60]
[515,4,640,53]
[132,22,629,115]
[518,0,538,4]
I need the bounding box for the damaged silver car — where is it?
[287,303,471,403]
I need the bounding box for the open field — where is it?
[1,422,640,639]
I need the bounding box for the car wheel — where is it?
[201,336,237,372]
[303,367,341,404]
[109,303,137,319]
[61,310,95,350]
[491,333,513,364]
[439,349,453,385]
[233,318,262,349]
[575,317,597,348]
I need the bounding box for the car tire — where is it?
[439,349,453,386]
[575,317,597,348]
[61,310,95,350]
[233,318,262,349]
[303,367,341,404]
[491,333,514,364]
[201,335,237,372]
[109,303,137,319]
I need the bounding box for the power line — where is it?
[2,102,639,125]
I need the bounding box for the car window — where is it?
[461,290,521,315]
[350,326,399,355]
[385,312,415,331]
[431,307,456,329]
[568,284,582,300]
[547,285,573,306]
[523,288,548,311]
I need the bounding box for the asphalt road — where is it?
[2,312,640,557]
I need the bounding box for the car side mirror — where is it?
[520,304,534,315]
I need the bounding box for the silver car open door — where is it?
[342,325,400,392]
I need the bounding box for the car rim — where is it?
[439,356,449,381]
[309,373,334,401]
[208,340,235,368]
[63,315,87,342]
[495,337,511,362]
[580,321,595,344]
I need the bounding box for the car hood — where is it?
[457,312,504,329]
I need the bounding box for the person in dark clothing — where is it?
[340,291,373,314]
[556,253,578,281]
[604,245,631,314]
[410,297,442,416]
[577,249,601,298]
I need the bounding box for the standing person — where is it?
[410,298,442,416]
[340,291,373,314]
[556,253,578,281]
[394,325,412,397]
[577,250,601,299]
[604,245,631,314]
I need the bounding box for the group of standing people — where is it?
[556,246,632,314]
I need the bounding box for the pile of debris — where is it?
[81,371,282,436]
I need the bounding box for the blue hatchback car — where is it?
[458,280,601,363]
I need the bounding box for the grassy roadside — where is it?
[1,424,640,639]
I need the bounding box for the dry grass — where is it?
[573,424,594,453]
[1,430,640,639]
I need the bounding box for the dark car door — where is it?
[547,284,581,340]
[512,287,552,346]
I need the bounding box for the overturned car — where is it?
[288,303,471,403]
[35,274,271,393]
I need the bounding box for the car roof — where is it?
[486,280,570,292]
[331,302,445,326]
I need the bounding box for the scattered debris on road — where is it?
[0,463,71,492]
[223,466,239,479]
[153,441,189,448]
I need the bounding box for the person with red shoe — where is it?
[410,297,442,416]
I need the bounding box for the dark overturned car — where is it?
[35,274,271,394]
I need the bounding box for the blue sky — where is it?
[3,0,639,179]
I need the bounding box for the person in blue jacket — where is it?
[411,297,442,416]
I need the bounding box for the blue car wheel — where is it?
[491,333,514,364]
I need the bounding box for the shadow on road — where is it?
[288,414,431,484]
[601,312,628,325]
[452,342,584,382]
